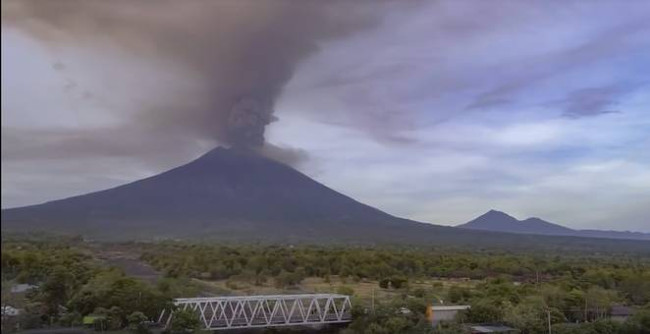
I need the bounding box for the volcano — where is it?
[1,148,443,241]
[3,148,649,249]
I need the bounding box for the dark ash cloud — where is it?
[257,144,310,168]
[1,0,381,151]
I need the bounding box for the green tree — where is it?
[384,316,410,333]
[107,306,124,330]
[390,277,408,289]
[127,311,151,334]
[585,286,616,321]
[169,309,201,334]
[17,302,46,329]
[625,307,650,334]
[274,270,304,289]
[466,299,504,323]
[337,286,355,296]
[40,265,75,317]
[448,286,471,303]
[620,274,650,305]
[58,311,82,327]
[504,297,559,334]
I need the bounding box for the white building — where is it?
[10,284,37,293]
[427,305,471,325]
[1,305,21,317]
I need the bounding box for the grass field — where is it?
[193,275,481,306]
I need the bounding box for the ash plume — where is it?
[1,0,381,153]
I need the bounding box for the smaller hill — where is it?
[457,210,650,241]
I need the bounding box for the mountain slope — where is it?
[457,210,650,241]
[2,148,415,240]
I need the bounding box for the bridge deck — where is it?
[160,294,352,330]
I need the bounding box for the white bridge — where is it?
[159,294,352,331]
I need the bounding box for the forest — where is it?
[2,236,650,334]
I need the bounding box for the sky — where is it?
[2,1,650,232]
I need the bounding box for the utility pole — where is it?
[547,309,552,334]
[371,288,375,314]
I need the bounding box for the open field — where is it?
[197,275,483,304]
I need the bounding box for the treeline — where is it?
[1,239,197,333]
[3,238,650,334]
[139,243,650,333]
[342,275,650,333]
[140,243,650,305]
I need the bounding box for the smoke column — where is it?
[2,0,381,153]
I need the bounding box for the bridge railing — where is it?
[159,294,352,330]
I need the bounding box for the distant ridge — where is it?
[457,210,650,241]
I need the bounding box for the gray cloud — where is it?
[561,86,623,118]
[464,19,650,114]
[1,126,204,166]
[280,1,650,145]
[2,0,382,151]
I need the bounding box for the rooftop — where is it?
[611,305,635,316]
[469,324,518,333]
[432,305,471,311]
[10,283,37,293]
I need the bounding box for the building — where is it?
[1,305,21,317]
[610,305,635,322]
[10,284,37,294]
[427,305,471,325]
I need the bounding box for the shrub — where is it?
[127,311,151,334]
[337,286,355,296]
[169,309,201,334]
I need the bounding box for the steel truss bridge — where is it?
[159,294,352,331]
